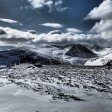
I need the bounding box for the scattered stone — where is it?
[53,93,84,101]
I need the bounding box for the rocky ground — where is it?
[0,64,112,112]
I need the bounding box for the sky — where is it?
[0,0,112,46]
[0,0,103,32]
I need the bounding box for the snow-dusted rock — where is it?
[0,29,6,35]
[66,44,97,58]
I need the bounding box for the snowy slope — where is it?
[2,26,111,66]
[26,44,89,65]
[85,48,112,66]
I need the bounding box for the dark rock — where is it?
[0,48,61,66]
[92,45,103,51]
[28,30,37,34]
[53,93,84,101]
[66,44,97,58]
[0,29,6,35]
[105,60,112,69]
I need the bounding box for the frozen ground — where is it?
[0,64,112,112]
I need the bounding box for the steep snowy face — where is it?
[66,44,97,58]
[85,48,112,66]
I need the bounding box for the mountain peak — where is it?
[66,44,97,58]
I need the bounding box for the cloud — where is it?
[66,28,82,33]
[0,18,22,25]
[0,27,109,47]
[0,27,35,44]
[49,30,62,34]
[40,23,64,28]
[33,30,106,45]
[27,0,68,12]
[87,0,112,20]
[0,41,8,46]
[87,0,112,39]
[91,20,112,39]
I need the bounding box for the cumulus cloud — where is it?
[40,23,64,28]
[87,0,112,39]
[27,0,68,12]
[66,28,82,33]
[91,20,112,39]
[87,0,112,20]
[33,30,106,45]
[0,27,35,44]
[0,27,109,47]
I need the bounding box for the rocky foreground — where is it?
[0,64,112,112]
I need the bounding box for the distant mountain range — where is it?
[0,27,112,67]
[0,41,111,67]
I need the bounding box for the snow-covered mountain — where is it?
[0,48,64,66]
[65,44,97,58]
[0,26,112,67]
[0,43,98,66]
[85,48,112,66]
